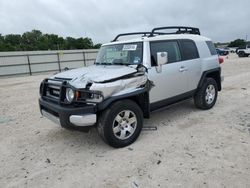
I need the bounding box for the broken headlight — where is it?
[86,93,103,103]
[76,90,104,103]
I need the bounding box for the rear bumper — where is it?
[39,98,97,128]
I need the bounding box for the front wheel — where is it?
[194,78,218,110]
[97,99,143,148]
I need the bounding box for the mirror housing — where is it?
[156,52,168,73]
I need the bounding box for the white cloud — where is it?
[0,0,249,43]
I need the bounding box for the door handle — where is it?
[179,66,188,72]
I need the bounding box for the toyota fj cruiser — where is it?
[39,26,223,148]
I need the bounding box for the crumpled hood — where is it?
[53,65,138,88]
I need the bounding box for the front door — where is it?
[148,40,188,103]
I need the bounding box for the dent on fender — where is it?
[90,65,153,99]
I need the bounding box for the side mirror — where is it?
[156,52,168,73]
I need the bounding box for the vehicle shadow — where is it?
[145,99,199,126]
[39,99,199,150]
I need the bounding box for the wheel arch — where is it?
[198,68,221,91]
[97,88,150,119]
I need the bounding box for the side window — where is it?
[179,40,199,60]
[206,41,217,55]
[150,41,181,66]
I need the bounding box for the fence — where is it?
[0,49,99,77]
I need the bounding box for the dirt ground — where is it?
[0,54,250,188]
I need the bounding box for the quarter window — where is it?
[206,41,217,55]
[150,41,181,66]
[179,40,199,60]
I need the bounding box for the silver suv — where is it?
[39,26,222,148]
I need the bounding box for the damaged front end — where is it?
[61,64,152,105]
[39,64,153,129]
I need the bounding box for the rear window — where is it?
[206,41,217,55]
[179,40,199,60]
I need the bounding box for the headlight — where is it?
[86,93,103,103]
[66,88,75,103]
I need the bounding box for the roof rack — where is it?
[112,32,151,42]
[111,26,200,42]
[150,26,200,36]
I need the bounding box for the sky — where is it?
[0,0,249,44]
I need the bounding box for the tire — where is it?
[238,51,245,57]
[194,78,218,110]
[97,99,143,148]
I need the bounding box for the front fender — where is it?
[97,87,148,111]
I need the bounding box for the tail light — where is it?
[218,56,224,64]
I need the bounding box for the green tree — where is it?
[0,30,101,51]
[93,43,102,49]
[21,30,43,50]
[4,34,22,50]
[74,37,93,49]
[0,34,4,51]
[228,39,246,48]
[65,37,77,49]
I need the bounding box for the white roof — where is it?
[103,34,211,46]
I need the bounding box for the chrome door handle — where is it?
[179,66,188,72]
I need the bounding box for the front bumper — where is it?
[39,98,97,128]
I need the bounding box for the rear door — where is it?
[148,40,188,103]
[178,39,201,91]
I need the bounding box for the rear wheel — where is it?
[238,51,245,57]
[194,78,218,110]
[97,99,143,148]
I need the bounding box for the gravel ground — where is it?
[0,54,250,188]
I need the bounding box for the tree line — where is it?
[0,30,102,52]
[215,39,248,48]
[0,30,247,51]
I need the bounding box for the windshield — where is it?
[95,42,143,65]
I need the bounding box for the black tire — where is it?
[194,78,218,110]
[238,51,245,57]
[97,99,143,148]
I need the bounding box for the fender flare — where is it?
[198,67,221,91]
[97,88,148,111]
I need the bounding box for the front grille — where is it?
[41,78,67,104]
[40,78,103,105]
[46,85,60,99]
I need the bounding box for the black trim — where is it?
[112,32,151,42]
[198,67,221,91]
[112,32,170,42]
[111,26,200,42]
[150,90,196,111]
[178,39,200,60]
[39,98,96,128]
[150,26,200,36]
[149,39,200,67]
[97,88,148,111]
